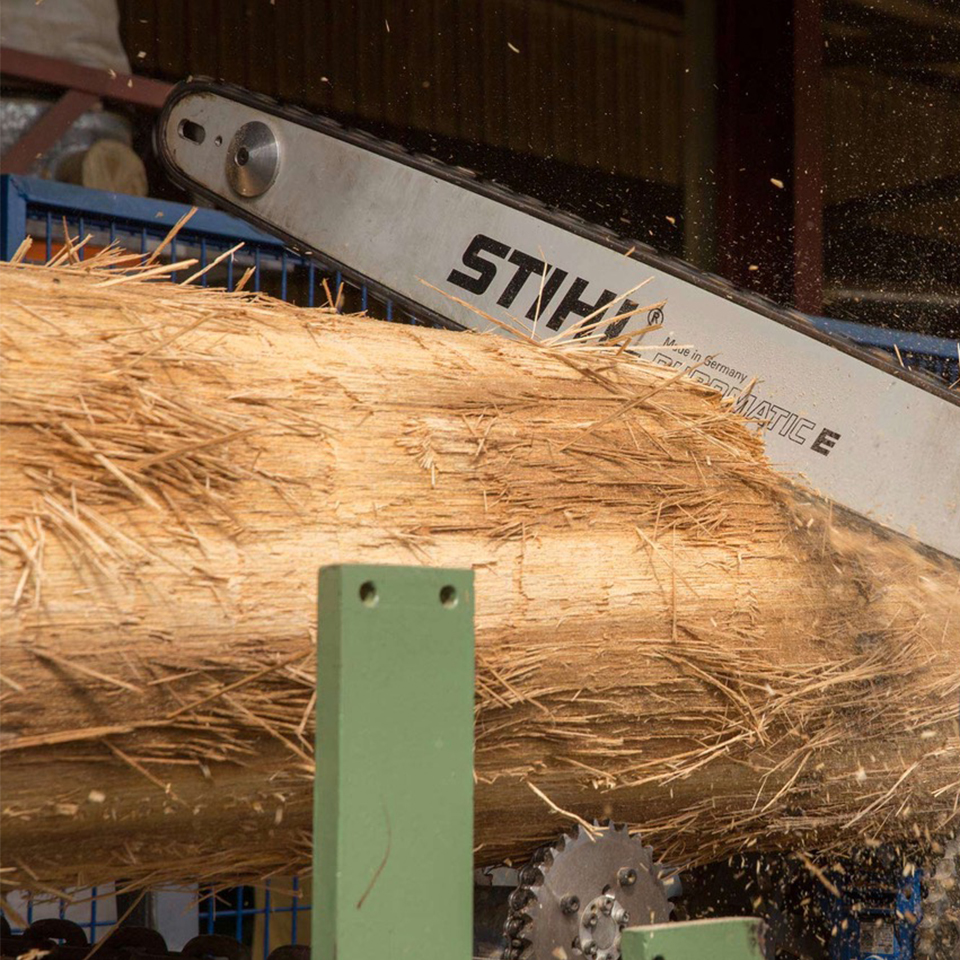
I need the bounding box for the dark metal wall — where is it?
[821,1,960,336]
[113,0,960,335]
[714,0,795,304]
[119,0,682,182]
[119,0,687,249]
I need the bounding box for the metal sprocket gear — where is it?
[918,838,960,960]
[502,823,678,960]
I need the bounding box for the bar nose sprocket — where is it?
[502,823,678,960]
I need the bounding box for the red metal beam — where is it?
[0,89,99,174]
[715,0,794,305]
[0,46,172,110]
[792,0,824,314]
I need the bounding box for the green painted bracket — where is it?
[312,564,475,960]
[621,917,766,960]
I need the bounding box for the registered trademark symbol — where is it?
[647,307,664,325]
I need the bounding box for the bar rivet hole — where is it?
[178,119,206,144]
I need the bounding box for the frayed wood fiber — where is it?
[1,253,957,895]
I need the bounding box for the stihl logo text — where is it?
[447,233,655,338]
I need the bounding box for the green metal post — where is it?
[621,918,766,960]
[313,564,475,960]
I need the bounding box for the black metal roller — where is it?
[25,919,88,948]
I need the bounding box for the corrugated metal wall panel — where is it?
[824,69,960,206]
[119,0,683,184]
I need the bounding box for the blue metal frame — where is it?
[825,871,923,960]
[1,174,29,260]
[197,879,309,948]
[810,315,959,385]
[1,174,280,259]
[0,174,405,320]
[5,887,116,944]
[6,879,309,955]
[2,174,956,382]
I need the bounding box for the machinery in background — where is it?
[0,917,255,960]
[1,567,955,960]
[310,565,765,960]
[673,850,948,960]
[501,823,679,960]
[1,2,149,195]
[0,566,765,960]
[825,858,923,960]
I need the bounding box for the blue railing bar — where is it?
[3,175,283,247]
[0,174,28,260]
[809,315,959,360]
[290,877,299,943]
[232,889,241,942]
[197,905,305,918]
[263,884,271,958]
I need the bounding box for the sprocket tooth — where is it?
[635,845,656,870]
[517,906,538,924]
[531,845,551,865]
[505,825,678,960]
[541,846,561,868]
[508,887,535,913]
[520,864,543,886]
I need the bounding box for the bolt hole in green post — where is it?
[440,584,458,608]
[359,580,378,606]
